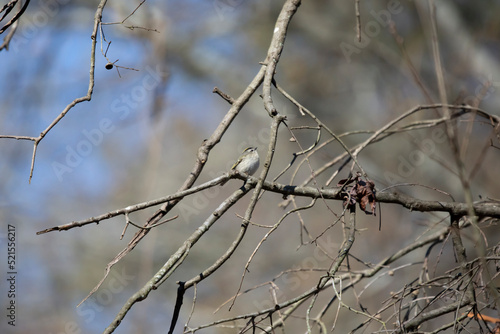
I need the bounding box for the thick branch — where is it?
[37,177,500,235]
[262,0,301,116]
[103,182,255,334]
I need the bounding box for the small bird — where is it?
[221,147,260,185]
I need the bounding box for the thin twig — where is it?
[102,182,255,333]
[0,0,30,34]
[25,0,107,182]
[354,0,361,42]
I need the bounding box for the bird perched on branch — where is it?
[220,147,260,185]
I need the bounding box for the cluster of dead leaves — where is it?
[338,173,376,215]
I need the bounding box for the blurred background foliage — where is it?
[1,0,500,333]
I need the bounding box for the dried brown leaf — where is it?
[340,175,376,215]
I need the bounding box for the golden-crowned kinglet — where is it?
[221,147,260,185]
